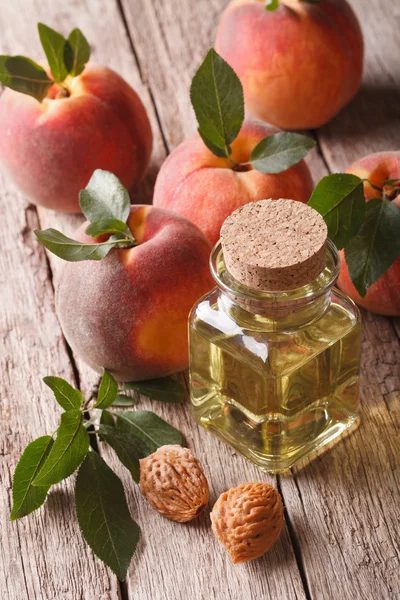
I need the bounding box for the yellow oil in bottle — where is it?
[189,242,361,473]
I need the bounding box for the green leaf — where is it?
[250,132,315,174]
[85,218,134,241]
[79,170,131,224]
[99,410,115,441]
[43,376,83,411]
[98,425,145,483]
[33,411,89,486]
[265,0,279,11]
[123,377,185,404]
[116,411,182,455]
[38,23,73,83]
[382,178,400,187]
[345,198,400,297]
[34,228,128,261]
[94,371,118,409]
[198,130,230,158]
[10,436,54,520]
[0,55,53,102]
[68,28,90,77]
[113,394,138,407]
[75,451,140,580]
[190,48,244,158]
[308,174,366,250]
[100,410,115,427]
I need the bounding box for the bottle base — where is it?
[195,405,360,474]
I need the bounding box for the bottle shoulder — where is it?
[189,289,362,376]
[190,287,361,335]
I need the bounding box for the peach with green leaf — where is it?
[0,24,152,212]
[35,170,214,381]
[153,49,315,245]
[308,165,400,316]
[336,152,400,315]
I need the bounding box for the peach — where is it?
[56,205,214,381]
[337,151,400,316]
[153,119,313,245]
[0,64,152,212]
[215,0,364,130]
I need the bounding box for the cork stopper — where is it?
[220,199,328,291]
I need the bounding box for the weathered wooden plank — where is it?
[42,359,307,600]
[104,382,309,600]
[118,0,224,147]
[35,0,400,596]
[33,1,309,597]
[11,0,308,596]
[281,310,400,600]
[112,1,400,599]
[1,1,399,600]
[281,0,400,597]
[99,1,310,598]
[0,176,120,599]
[317,0,400,169]
[0,0,165,597]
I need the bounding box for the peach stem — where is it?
[54,84,70,99]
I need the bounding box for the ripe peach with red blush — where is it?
[56,205,214,381]
[153,119,313,245]
[215,0,363,129]
[0,64,152,212]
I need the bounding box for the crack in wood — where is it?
[115,0,145,82]
[14,520,30,599]
[119,579,130,600]
[148,86,171,155]
[277,475,312,600]
[35,208,82,393]
[313,131,332,175]
[114,0,171,157]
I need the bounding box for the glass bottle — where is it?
[188,204,361,473]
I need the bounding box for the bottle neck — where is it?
[210,240,340,332]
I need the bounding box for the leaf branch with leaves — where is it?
[0,23,90,102]
[190,48,315,173]
[308,175,400,297]
[11,370,185,580]
[35,170,138,261]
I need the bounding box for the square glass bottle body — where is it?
[189,242,361,473]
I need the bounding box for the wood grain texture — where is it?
[0,178,120,599]
[119,0,224,146]
[0,0,161,597]
[281,310,400,600]
[317,0,400,169]
[0,1,306,599]
[287,1,400,596]
[86,0,400,598]
[102,382,308,600]
[0,0,399,599]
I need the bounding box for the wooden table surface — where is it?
[1,1,399,599]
